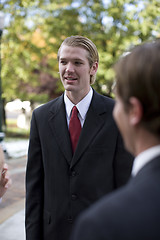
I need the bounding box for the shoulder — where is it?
[92,90,115,109]
[33,94,64,115]
[71,186,131,240]
[73,174,160,239]
[93,89,114,102]
[82,171,160,221]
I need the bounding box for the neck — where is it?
[66,88,90,105]
[133,129,160,156]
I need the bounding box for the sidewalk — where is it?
[0,139,28,240]
[0,209,25,240]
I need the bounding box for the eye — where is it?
[60,60,67,65]
[75,61,82,65]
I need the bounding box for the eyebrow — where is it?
[60,57,85,62]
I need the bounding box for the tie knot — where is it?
[71,106,78,117]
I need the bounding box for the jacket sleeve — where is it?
[25,110,44,240]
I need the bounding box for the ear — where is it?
[129,97,143,126]
[90,62,98,75]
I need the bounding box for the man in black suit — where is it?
[70,40,160,240]
[25,35,133,240]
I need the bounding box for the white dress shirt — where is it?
[64,88,93,127]
[132,145,160,176]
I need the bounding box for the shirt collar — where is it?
[132,144,160,176]
[64,87,93,120]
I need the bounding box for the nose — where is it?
[66,62,74,73]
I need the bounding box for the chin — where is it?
[65,86,74,91]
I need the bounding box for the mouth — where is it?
[64,76,77,81]
[64,76,78,84]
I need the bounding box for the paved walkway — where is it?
[0,209,25,240]
[0,154,27,240]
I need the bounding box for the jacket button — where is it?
[71,194,77,200]
[71,171,76,177]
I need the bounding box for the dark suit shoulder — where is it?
[92,90,115,114]
[33,95,63,115]
[76,159,160,220]
[93,90,115,104]
[72,168,160,240]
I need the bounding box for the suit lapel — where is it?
[70,91,107,168]
[48,95,72,164]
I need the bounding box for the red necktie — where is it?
[69,106,81,153]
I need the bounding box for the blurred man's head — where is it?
[113,40,160,154]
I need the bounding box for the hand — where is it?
[0,163,12,198]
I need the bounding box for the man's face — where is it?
[59,45,95,98]
[113,95,134,154]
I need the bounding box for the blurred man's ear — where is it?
[128,97,143,126]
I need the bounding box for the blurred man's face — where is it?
[113,95,134,154]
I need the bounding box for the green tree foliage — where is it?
[1,0,160,102]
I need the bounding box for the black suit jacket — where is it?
[71,155,160,240]
[25,90,133,240]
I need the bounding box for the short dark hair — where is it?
[114,39,160,137]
